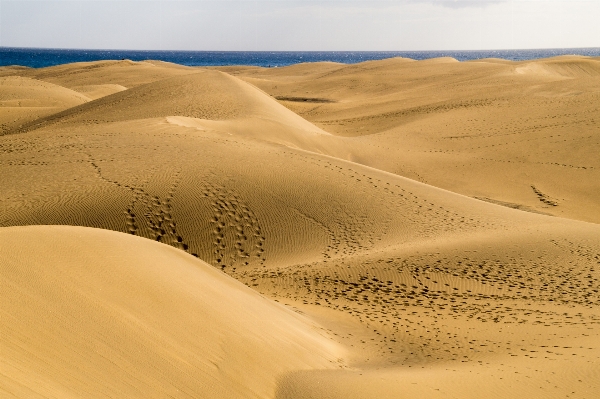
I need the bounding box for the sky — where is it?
[0,0,598,51]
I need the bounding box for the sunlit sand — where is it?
[1,56,599,398]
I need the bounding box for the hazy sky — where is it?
[0,0,598,51]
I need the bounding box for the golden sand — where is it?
[1,57,599,398]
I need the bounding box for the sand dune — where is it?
[514,56,600,79]
[0,225,342,399]
[0,76,89,135]
[227,55,600,223]
[8,69,333,152]
[70,83,128,100]
[21,59,194,89]
[0,59,196,136]
[1,56,599,398]
[0,65,31,78]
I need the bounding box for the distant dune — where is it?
[227,55,600,223]
[1,56,599,398]
[0,76,89,135]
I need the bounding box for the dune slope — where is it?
[0,225,342,399]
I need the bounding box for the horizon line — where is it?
[2,45,600,53]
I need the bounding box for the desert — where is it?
[1,55,599,398]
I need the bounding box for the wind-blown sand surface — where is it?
[1,56,599,398]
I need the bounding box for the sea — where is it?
[1,47,600,69]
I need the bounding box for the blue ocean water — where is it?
[1,47,600,69]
